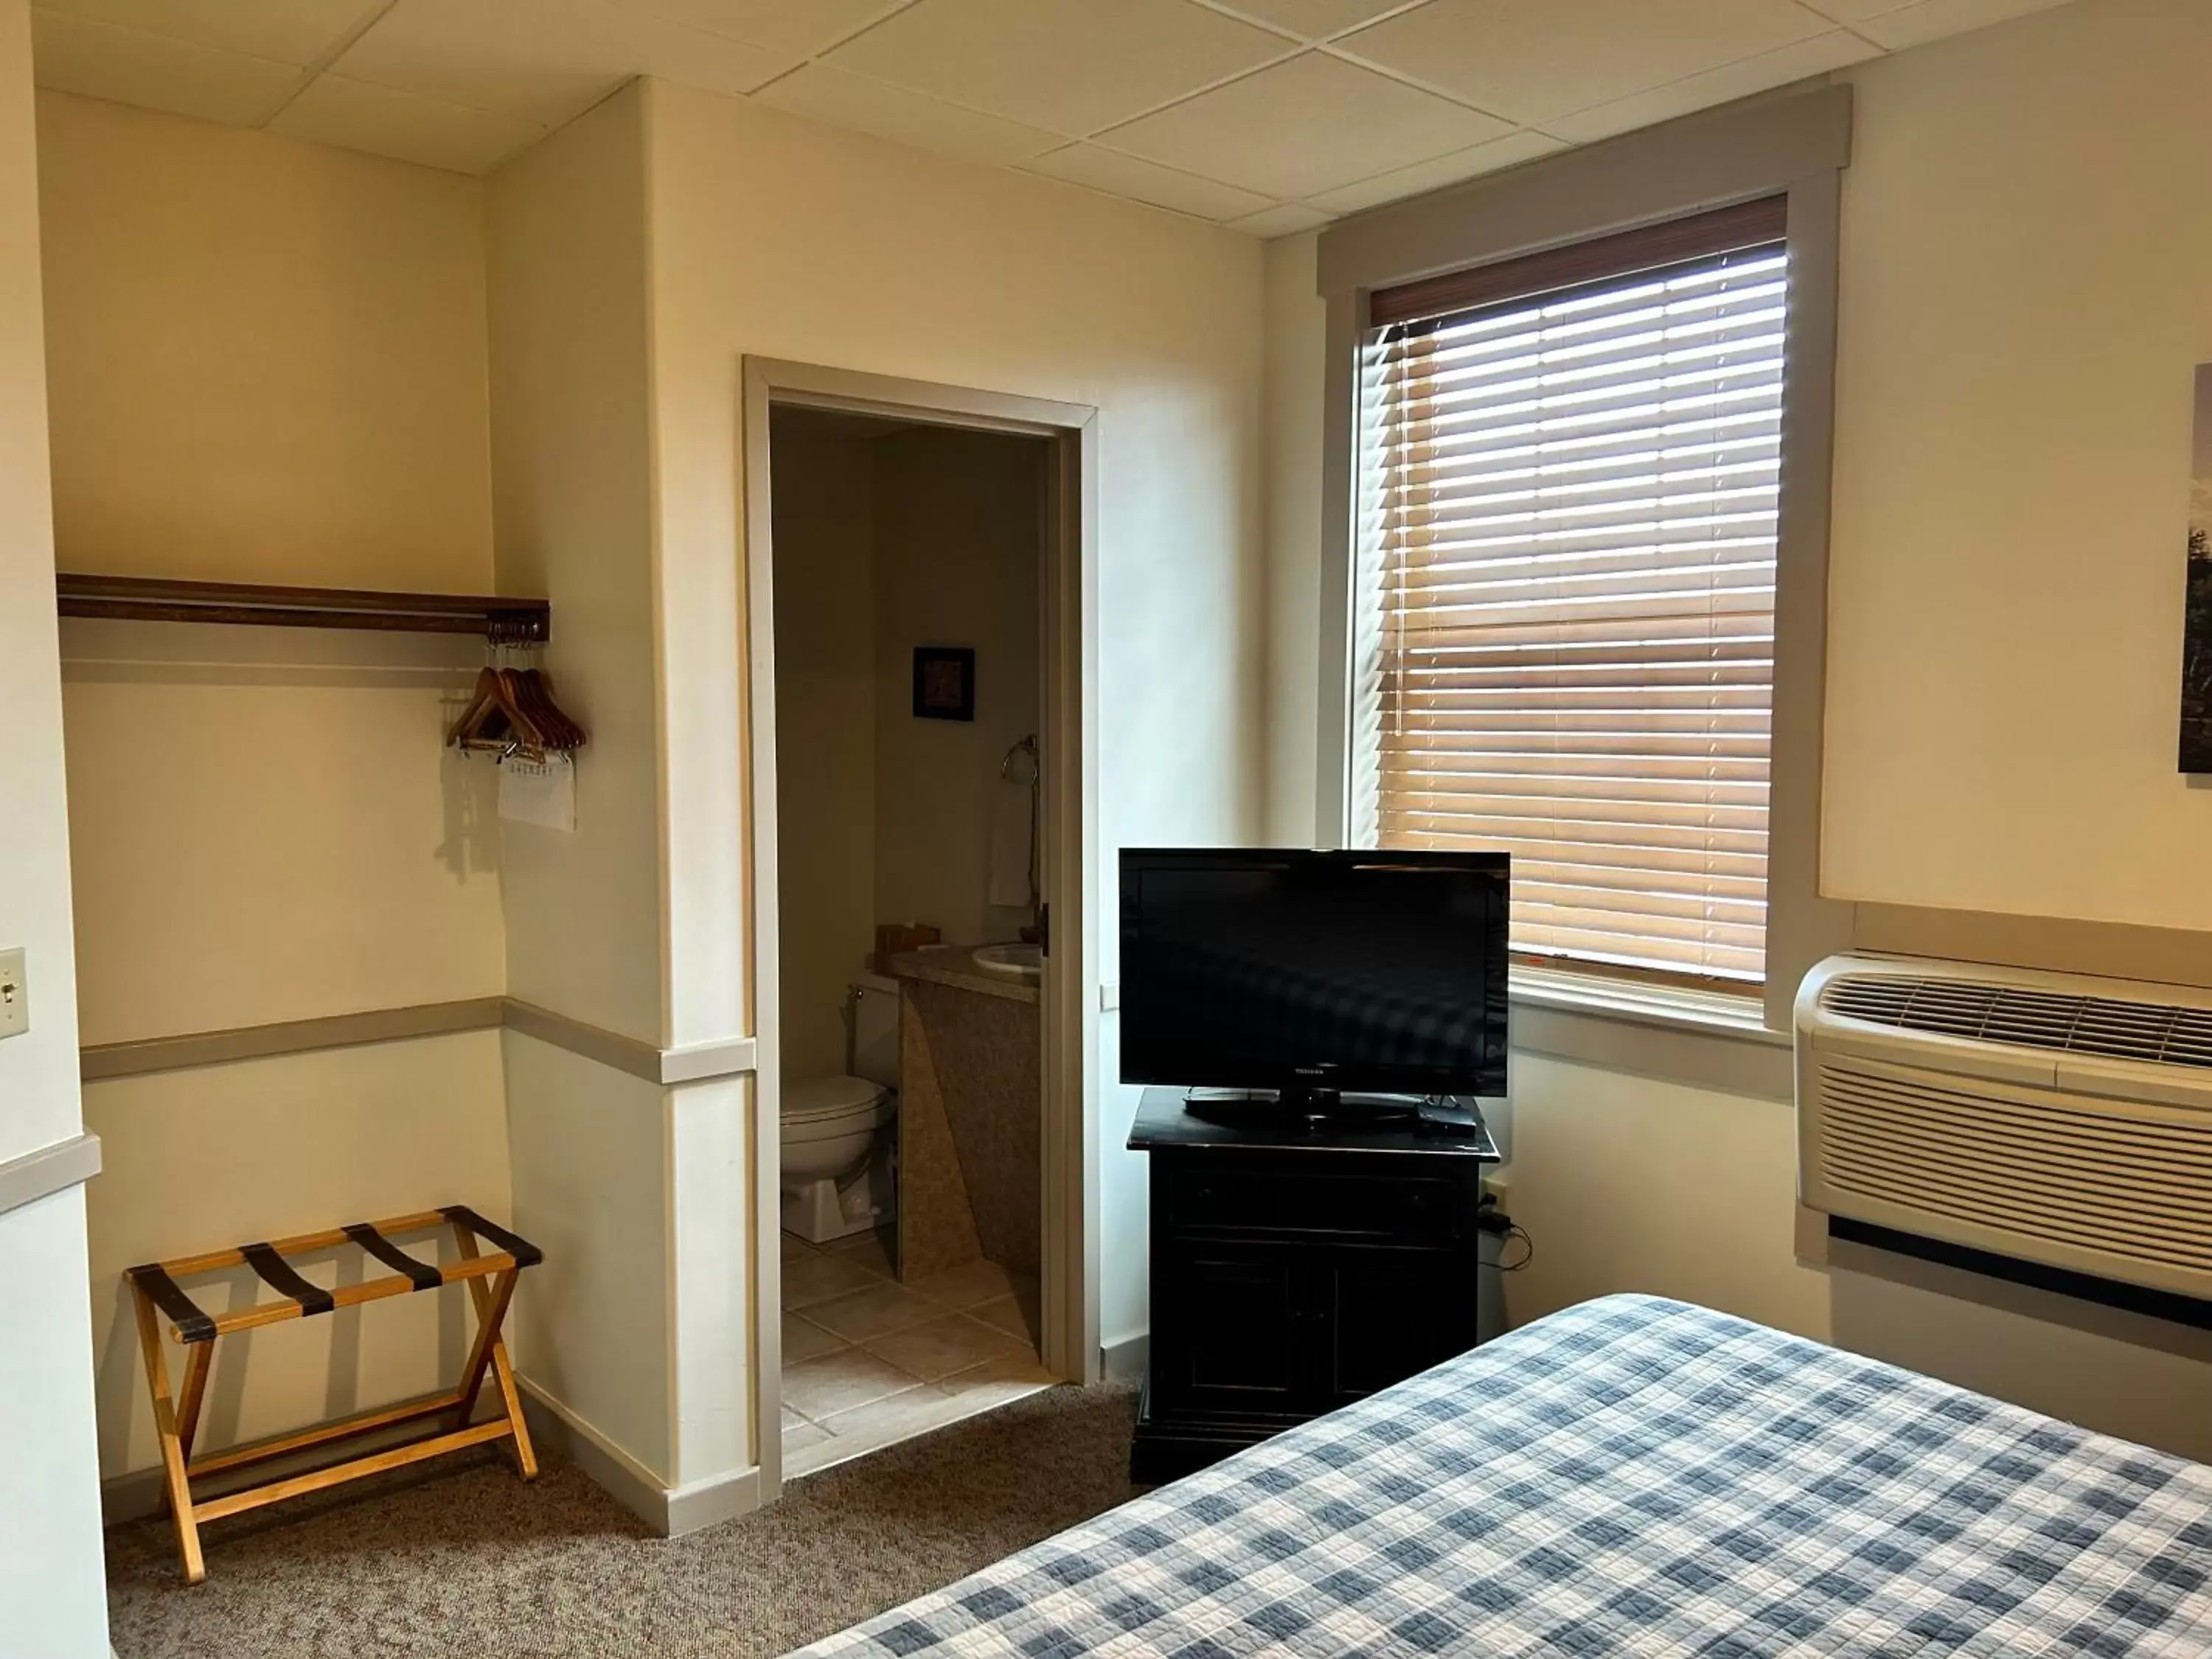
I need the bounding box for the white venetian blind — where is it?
[1351,201,1789,984]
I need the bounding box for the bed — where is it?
[793,1295,2212,1656]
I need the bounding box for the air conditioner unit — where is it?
[1798,953,2212,1301]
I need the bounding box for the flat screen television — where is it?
[1119,848,1509,1111]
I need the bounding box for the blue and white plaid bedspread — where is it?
[796,1295,2212,1656]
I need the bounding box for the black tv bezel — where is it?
[1117,846,1510,1102]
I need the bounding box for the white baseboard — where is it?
[1100,1332,1148,1385]
[515,1377,760,1539]
[663,1464,762,1537]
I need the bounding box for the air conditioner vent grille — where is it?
[1820,973,2212,1071]
[1814,1061,2212,1281]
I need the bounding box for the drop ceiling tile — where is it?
[32,0,371,66]
[1226,201,1332,237]
[267,73,545,173]
[1099,51,1509,201]
[1792,0,1915,16]
[1848,0,2070,52]
[31,11,299,125]
[824,0,1295,139]
[1200,0,1419,39]
[1338,0,1832,126]
[1543,29,1878,144]
[755,63,1064,166]
[1026,142,1272,220]
[1301,125,1562,212]
[602,0,901,55]
[333,0,796,128]
[621,11,801,99]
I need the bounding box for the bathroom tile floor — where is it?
[781,1228,1053,1478]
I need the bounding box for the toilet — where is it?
[780,973,900,1244]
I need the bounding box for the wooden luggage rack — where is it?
[126,1206,542,1583]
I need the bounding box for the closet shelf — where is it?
[55,573,551,643]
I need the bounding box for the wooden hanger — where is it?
[449,667,503,745]
[450,665,545,758]
[448,658,585,757]
[513,668,585,751]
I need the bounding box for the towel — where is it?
[987,780,1034,910]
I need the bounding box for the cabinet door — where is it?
[1324,1256,1477,1407]
[1155,1252,1304,1415]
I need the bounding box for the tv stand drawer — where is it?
[1163,1164,1469,1244]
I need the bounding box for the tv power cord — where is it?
[1475,1194,1534,1272]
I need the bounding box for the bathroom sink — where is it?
[973,942,1043,981]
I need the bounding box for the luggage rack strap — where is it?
[128,1263,216,1345]
[443,1205,543,1270]
[342,1222,444,1292]
[240,1242,335,1318]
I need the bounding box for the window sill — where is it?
[1509,966,1786,1048]
[1508,965,1793,1102]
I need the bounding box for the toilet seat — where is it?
[782,1074,888,1124]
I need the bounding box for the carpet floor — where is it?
[106,1382,1140,1659]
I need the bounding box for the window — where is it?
[1349,200,1789,987]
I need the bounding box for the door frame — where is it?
[740,358,1101,1502]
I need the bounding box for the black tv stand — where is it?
[1128,1087,1500,1484]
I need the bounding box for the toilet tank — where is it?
[849,973,902,1090]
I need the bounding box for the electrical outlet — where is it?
[0,949,24,1040]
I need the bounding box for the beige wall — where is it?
[40,94,506,1041]
[1262,234,1324,846]
[60,623,504,1043]
[0,1191,108,1652]
[37,91,493,589]
[873,425,1043,951]
[644,77,1268,1363]
[1823,0,2212,927]
[0,59,80,1168]
[0,0,107,1646]
[483,86,684,1490]
[647,77,1267,1048]
[83,1032,511,1477]
[41,97,507,1035]
[1262,0,2212,1461]
[501,1031,672,1482]
[771,417,880,1083]
[487,85,662,1047]
[37,95,512,1492]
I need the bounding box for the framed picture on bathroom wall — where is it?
[913,646,976,722]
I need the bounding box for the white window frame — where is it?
[1313,84,1855,1040]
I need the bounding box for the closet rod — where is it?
[55,574,551,643]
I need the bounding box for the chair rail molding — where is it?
[79,999,758,1087]
[0,1132,102,1217]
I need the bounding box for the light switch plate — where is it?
[0,948,26,1040]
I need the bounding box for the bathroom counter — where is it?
[885,948,1042,1282]
[886,947,1038,1006]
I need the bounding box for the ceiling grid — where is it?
[29,0,2070,232]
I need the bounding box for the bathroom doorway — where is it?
[742,362,1096,1497]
